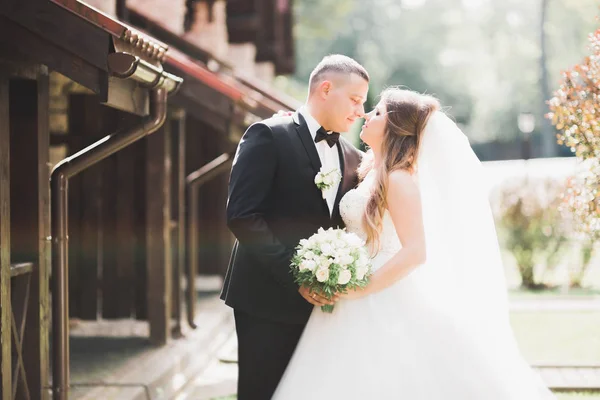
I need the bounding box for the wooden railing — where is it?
[10,262,35,400]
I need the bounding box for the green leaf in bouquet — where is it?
[321,304,334,313]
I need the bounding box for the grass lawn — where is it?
[509,287,600,300]
[510,310,600,365]
[512,309,600,398]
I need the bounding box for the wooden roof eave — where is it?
[0,0,182,115]
[50,0,169,65]
[0,0,111,93]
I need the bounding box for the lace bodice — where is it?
[339,170,401,269]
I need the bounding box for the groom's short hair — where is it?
[309,55,369,94]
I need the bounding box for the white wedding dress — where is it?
[272,112,556,400]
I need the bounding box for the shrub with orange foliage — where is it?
[547,28,600,239]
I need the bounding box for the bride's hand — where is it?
[299,285,340,306]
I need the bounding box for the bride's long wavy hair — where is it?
[358,88,440,253]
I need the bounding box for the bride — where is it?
[272,88,556,399]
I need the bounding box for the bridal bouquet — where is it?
[291,227,372,313]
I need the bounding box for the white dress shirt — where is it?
[298,106,341,216]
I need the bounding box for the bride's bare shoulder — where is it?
[388,169,418,188]
[387,169,420,204]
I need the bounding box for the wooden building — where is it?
[0,0,299,398]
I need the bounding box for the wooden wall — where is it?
[63,94,233,343]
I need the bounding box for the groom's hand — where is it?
[298,286,339,307]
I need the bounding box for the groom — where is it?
[221,54,369,399]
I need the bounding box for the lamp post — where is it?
[518,112,535,160]
[540,0,555,157]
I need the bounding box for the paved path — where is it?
[70,294,234,400]
[172,331,238,400]
[533,366,600,391]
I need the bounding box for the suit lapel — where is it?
[331,138,356,222]
[293,112,329,216]
[333,140,346,208]
[293,112,321,174]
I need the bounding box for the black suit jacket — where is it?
[220,112,362,324]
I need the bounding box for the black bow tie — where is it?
[315,127,340,148]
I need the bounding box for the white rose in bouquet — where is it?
[300,259,317,272]
[356,266,369,280]
[337,269,352,285]
[319,256,331,270]
[320,242,334,256]
[339,254,355,267]
[290,227,372,313]
[316,267,330,282]
[333,249,344,261]
[334,239,348,249]
[358,253,369,267]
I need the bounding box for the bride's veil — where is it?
[415,111,515,337]
[399,110,555,398]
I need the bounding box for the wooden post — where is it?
[184,116,202,281]
[146,123,172,345]
[67,127,82,319]
[0,68,12,400]
[133,141,147,321]
[9,70,50,400]
[68,95,114,320]
[36,70,51,400]
[214,129,231,277]
[110,143,138,318]
[170,110,185,336]
[103,112,139,319]
[100,150,120,319]
[99,112,122,320]
[217,170,231,276]
[198,120,221,275]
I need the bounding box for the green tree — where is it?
[284,0,599,150]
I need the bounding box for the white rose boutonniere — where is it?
[314,166,342,198]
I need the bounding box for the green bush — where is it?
[493,178,570,289]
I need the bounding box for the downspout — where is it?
[50,53,182,400]
[185,153,232,328]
